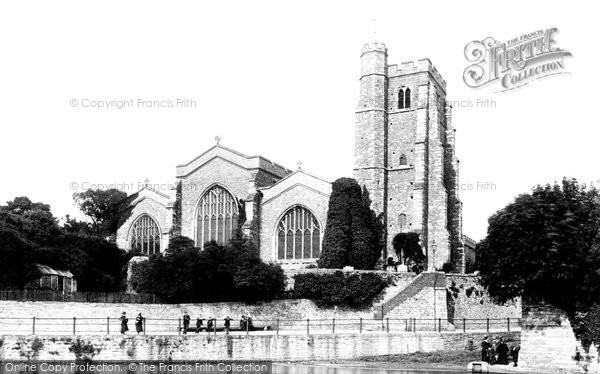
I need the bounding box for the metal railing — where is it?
[0,289,160,304]
[0,317,521,336]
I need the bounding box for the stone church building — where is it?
[116,42,473,272]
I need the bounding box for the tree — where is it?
[0,224,39,288]
[0,196,131,292]
[130,237,284,303]
[72,189,138,238]
[166,235,195,254]
[392,232,425,272]
[477,178,600,315]
[319,178,382,270]
[0,197,61,243]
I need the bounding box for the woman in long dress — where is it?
[135,313,144,334]
[120,312,129,335]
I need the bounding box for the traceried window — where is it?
[398,86,411,109]
[130,215,161,256]
[277,206,321,261]
[196,185,238,249]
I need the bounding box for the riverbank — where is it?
[294,350,489,371]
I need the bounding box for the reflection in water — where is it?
[272,363,464,374]
[0,362,465,374]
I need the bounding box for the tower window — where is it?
[398,214,407,232]
[399,154,407,166]
[398,87,411,109]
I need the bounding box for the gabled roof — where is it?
[36,264,73,278]
[175,144,292,179]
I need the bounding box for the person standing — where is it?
[182,312,191,334]
[195,317,204,334]
[207,317,214,332]
[481,336,490,362]
[120,312,129,335]
[496,338,509,365]
[135,313,144,335]
[224,316,231,334]
[240,315,247,331]
[511,345,520,367]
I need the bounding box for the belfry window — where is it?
[399,154,407,166]
[130,215,161,256]
[277,206,321,261]
[398,87,411,109]
[196,185,238,249]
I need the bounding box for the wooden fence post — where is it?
[73,317,76,335]
[507,318,510,332]
[107,317,110,334]
[359,318,362,334]
[486,318,490,333]
[332,318,335,334]
[32,317,35,335]
[386,318,389,333]
[306,319,310,335]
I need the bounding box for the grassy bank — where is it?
[296,350,481,371]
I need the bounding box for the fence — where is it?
[0,290,160,304]
[0,317,521,336]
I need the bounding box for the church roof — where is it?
[176,143,292,179]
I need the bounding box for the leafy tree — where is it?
[0,224,39,288]
[0,196,131,292]
[392,232,425,272]
[72,189,137,238]
[166,235,195,254]
[477,178,600,314]
[131,237,284,303]
[62,214,94,235]
[0,197,61,243]
[319,178,382,270]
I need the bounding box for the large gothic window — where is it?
[196,185,238,249]
[130,215,161,256]
[276,206,321,261]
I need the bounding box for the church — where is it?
[116,42,475,272]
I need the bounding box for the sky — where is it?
[0,0,597,241]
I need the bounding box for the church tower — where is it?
[354,42,464,271]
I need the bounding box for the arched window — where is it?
[276,206,321,261]
[196,185,238,248]
[130,215,161,256]
[399,154,407,166]
[398,87,411,109]
[398,89,405,109]
[398,214,407,231]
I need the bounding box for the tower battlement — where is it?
[387,59,447,91]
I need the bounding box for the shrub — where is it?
[131,237,285,303]
[293,271,390,308]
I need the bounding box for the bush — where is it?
[293,271,390,308]
[131,238,285,303]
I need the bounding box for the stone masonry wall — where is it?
[520,301,599,373]
[0,331,519,361]
[446,274,521,324]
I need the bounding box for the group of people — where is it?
[119,312,145,334]
[481,336,520,366]
[118,312,255,335]
[181,313,255,334]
